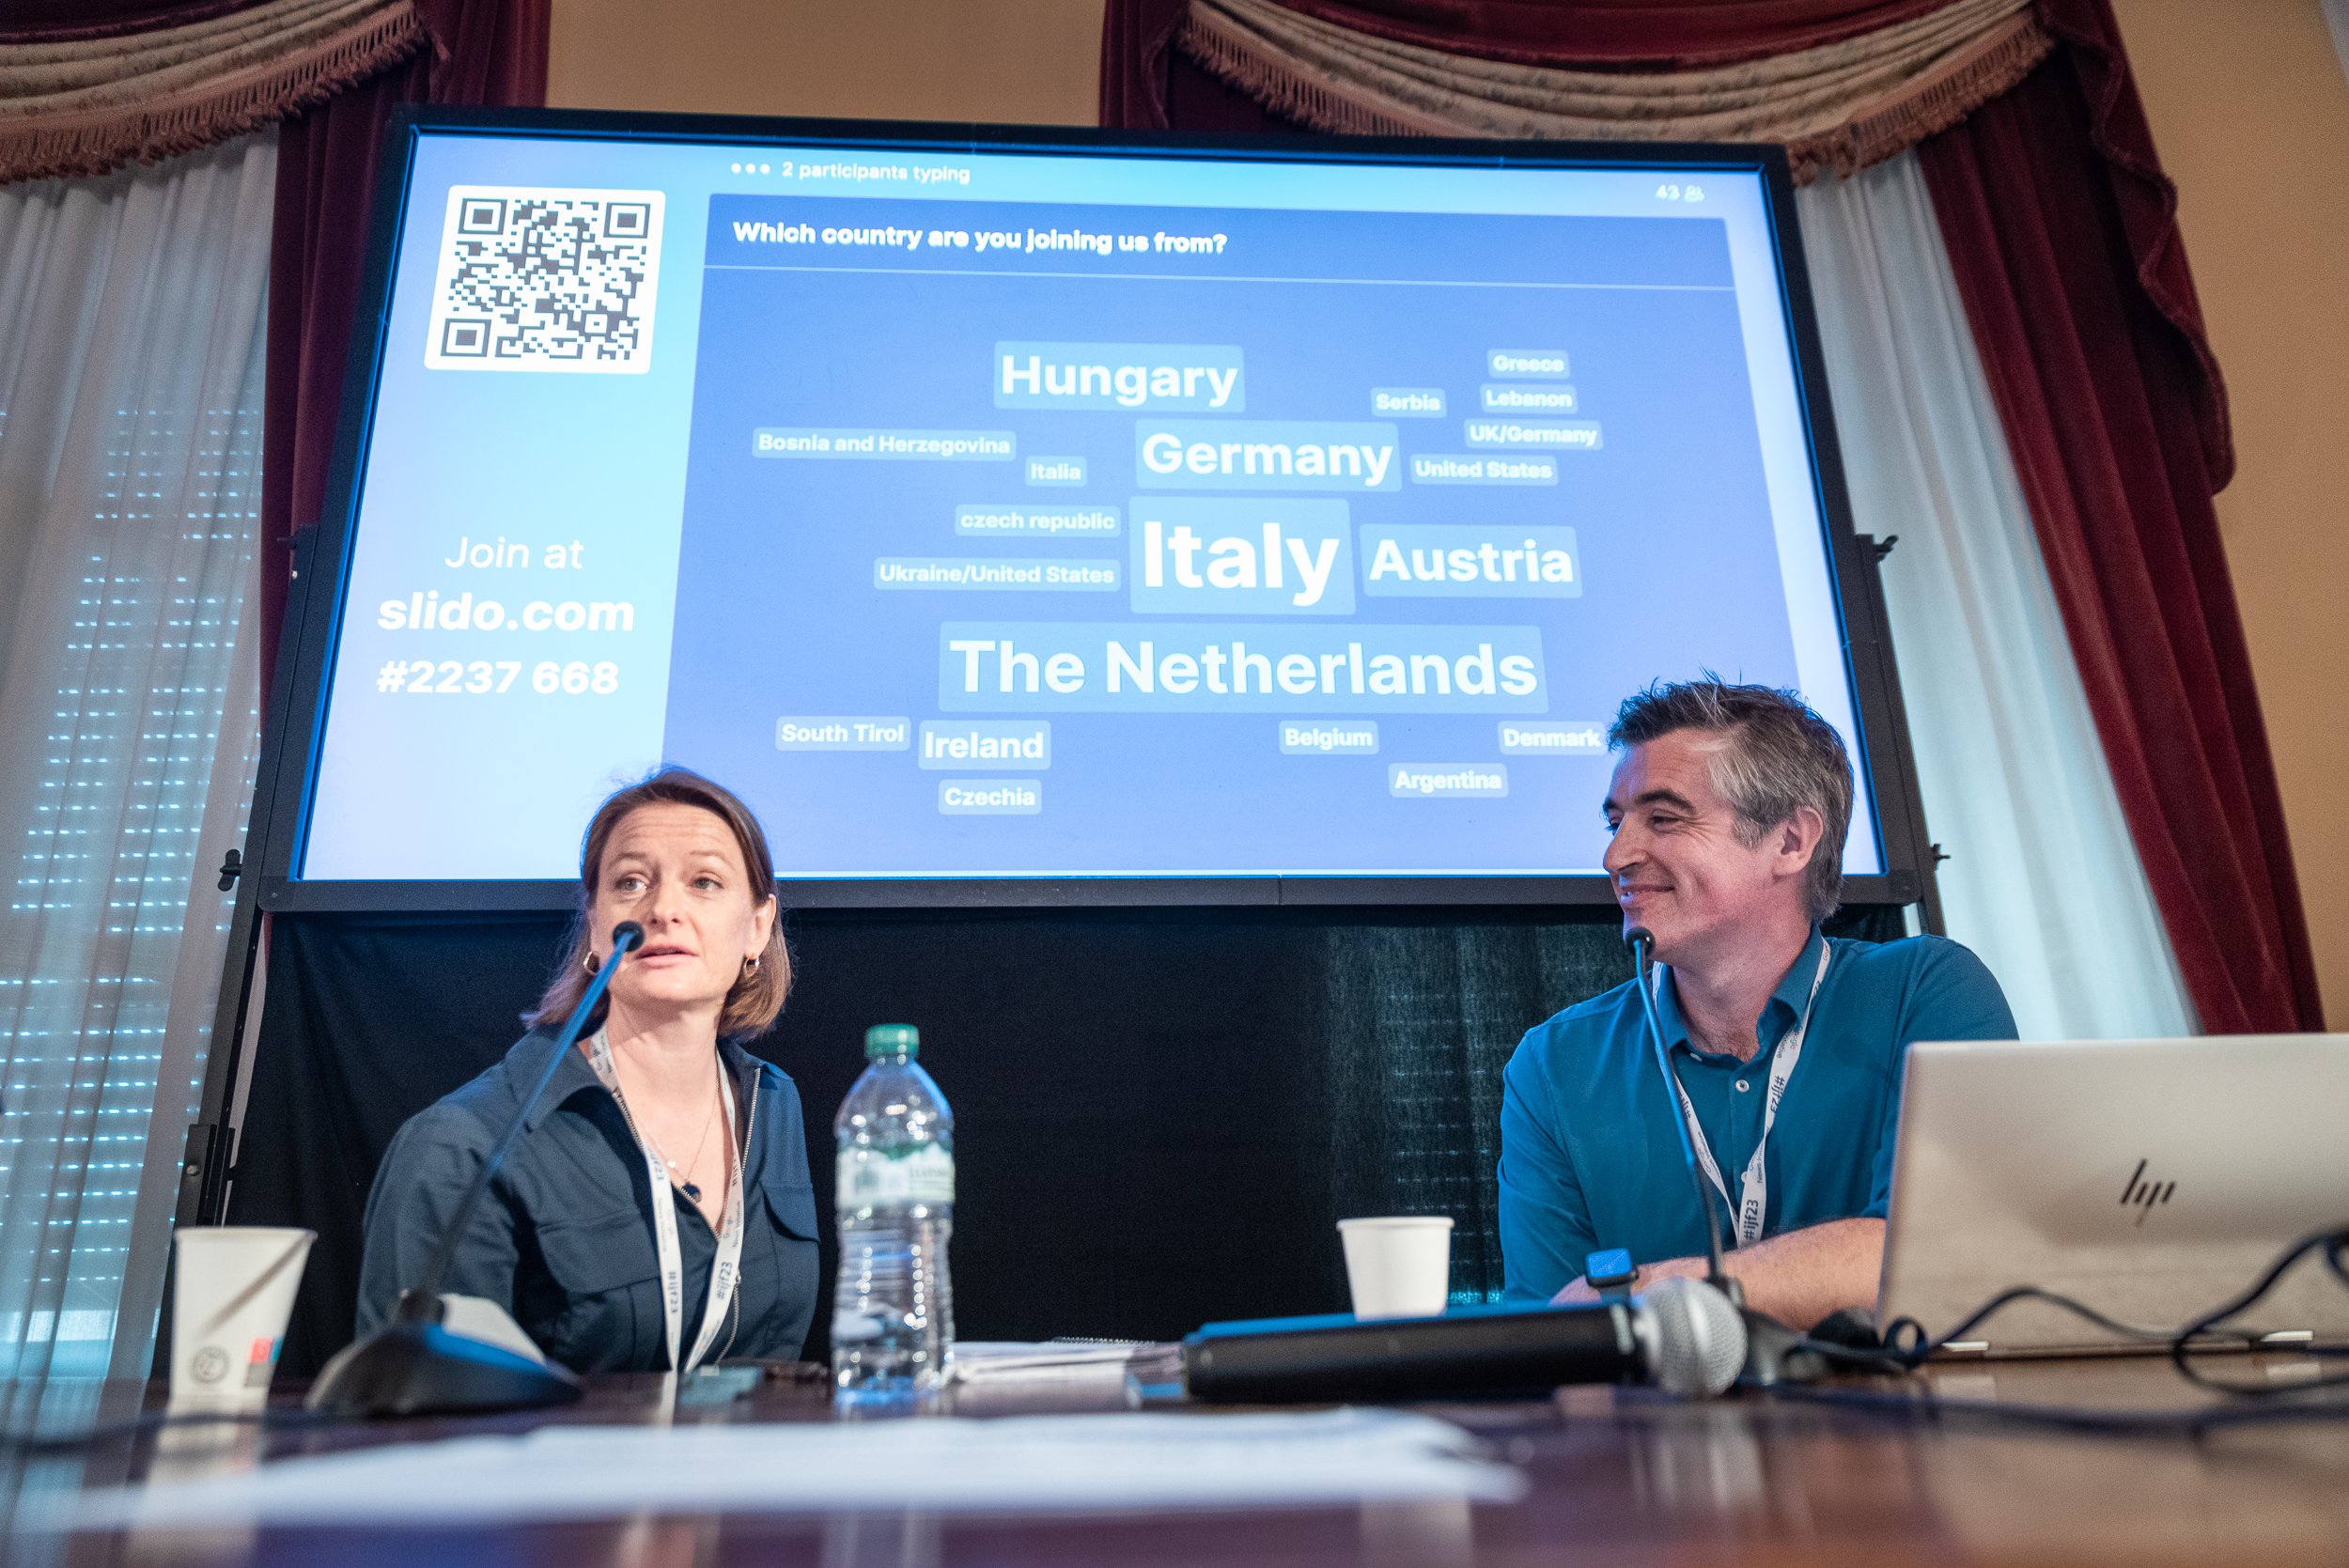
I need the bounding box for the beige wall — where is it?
[2110,0,2349,1027]
[549,0,2345,1025]
[548,0,1103,124]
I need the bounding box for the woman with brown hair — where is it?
[354,768,819,1373]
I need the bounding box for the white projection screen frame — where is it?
[252,108,1937,913]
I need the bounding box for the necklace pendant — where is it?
[682,1180,702,1202]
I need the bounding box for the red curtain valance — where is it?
[1174,0,2052,184]
[1201,0,1963,68]
[0,0,427,185]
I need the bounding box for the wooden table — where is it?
[10,1355,2349,1566]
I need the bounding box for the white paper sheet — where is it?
[948,1340,1170,1390]
[72,1408,1523,1529]
[951,1341,1139,1375]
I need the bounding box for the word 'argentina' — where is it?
[998,342,1242,411]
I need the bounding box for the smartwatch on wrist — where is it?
[1584,1248,1639,1298]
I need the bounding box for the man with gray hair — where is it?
[1499,678,2015,1327]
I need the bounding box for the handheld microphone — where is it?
[1184,1276,1748,1404]
[307,921,646,1418]
[1625,925,1732,1294]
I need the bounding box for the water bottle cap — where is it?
[863,1024,919,1059]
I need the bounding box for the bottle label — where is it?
[837,1144,956,1206]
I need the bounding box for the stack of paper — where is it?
[949,1341,1181,1391]
[69,1408,1526,1529]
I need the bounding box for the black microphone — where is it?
[1184,1276,1747,1404]
[307,921,646,1418]
[1625,925,1733,1295]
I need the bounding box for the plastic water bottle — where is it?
[832,1024,956,1403]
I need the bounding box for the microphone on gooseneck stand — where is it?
[1623,924,1827,1387]
[1625,925,1732,1295]
[307,921,647,1419]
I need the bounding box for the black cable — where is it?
[1880,1286,2249,1364]
[1766,1380,2349,1436]
[2169,1229,2349,1398]
[1765,1223,2349,1433]
[1781,1288,2199,1375]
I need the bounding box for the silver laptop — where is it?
[1875,1035,2349,1357]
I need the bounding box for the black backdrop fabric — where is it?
[229,902,1901,1375]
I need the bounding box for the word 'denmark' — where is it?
[2119,1158,2175,1226]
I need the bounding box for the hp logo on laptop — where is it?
[2120,1158,2176,1226]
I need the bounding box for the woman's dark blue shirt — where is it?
[357,1030,820,1372]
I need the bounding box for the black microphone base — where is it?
[305,1317,583,1420]
[1736,1305,1832,1387]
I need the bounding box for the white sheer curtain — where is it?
[1797,150,2195,1039]
[0,132,274,1392]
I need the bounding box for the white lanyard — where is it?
[585,1030,752,1373]
[1654,941,1832,1249]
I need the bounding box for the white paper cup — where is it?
[1338,1217,1454,1320]
[169,1226,315,1410]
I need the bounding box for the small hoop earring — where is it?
[742,955,760,974]
[582,951,600,976]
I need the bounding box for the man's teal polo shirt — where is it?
[1498,925,2016,1302]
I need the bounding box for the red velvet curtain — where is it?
[259,0,551,691]
[1100,0,2324,1032]
[1102,0,1961,129]
[1916,17,2318,1032]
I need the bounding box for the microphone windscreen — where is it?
[1622,924,1655,951]
[1636,1276,1746,1398]
[610,920,646,953]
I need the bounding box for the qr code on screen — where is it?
[424,187,664,373]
